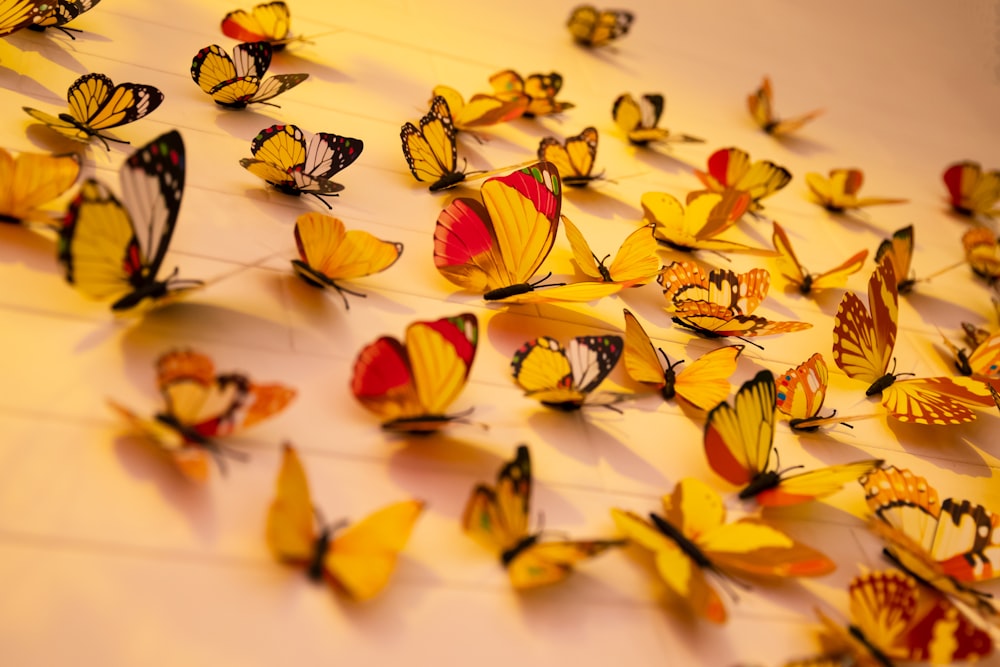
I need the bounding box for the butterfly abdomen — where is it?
[501,533,540,567]
[737,471,782,500]
[846,624,894,667]
[649,513,713,569]
[308,529,332,582]
[430,172,466,192]
[111,280,170,311]
[660,365,678,401]
[797,274,813,295]
[382,415,453,435]
[865,373,897,396]
[484,283,535,301]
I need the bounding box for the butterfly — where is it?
[694,147,791,212]
[612,93,703,146]
[495,217,660,305]
[221,1,310,49]
[775,353,879,431]
[26,0,102,38]
[401,96,469,191]
[861,465,1000,585]
[433,161,562,300]
[190,42,308,109]
[943,161,1000,218]
[430,85,527,131]
[611,477,835,624]
[566,5,633,47]
[941,326,1000,382]
[462,445,623,589]
[351,313,478,434]
[747,76,822,136]
[704,369,882,506]
[58,130,203,312]
[0,0,46,36]
[537,126,603,187]
[240,124,364,207]
[107,348,297,481]
[510,335,623,410]
[488,69,575,117]
[23,73,164,151]
[805,168,907,212]
[658,261,813,344]
[962,226,1000,282]
[267,444,424,601]
[773,221,868,294]
[789,569,994,666]
[644,189,770,254]
[622,308,742,409]
[833,258,996,424]
[0,147,80,227]
[290,212,403,308]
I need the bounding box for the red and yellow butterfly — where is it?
[747,76,822,136]
[497,217,659,305]
[538,127,603,187]
[59,130,203,312]
[775,353,879,431]
[833,258,995,424]
[611,477,835,624]
[23,73,164,151]
[267,444,424,601]
[861,465,1000,585]
[694,147,791,212]
[240,124,363,207]
[644,190,771,254]
[0,147,79,227]
[705,369,882,506]
[962,226,1000,282]
[943,161,1000,218]
[463,445,623,589]
[351,313,478,434]
[434,161,562,300]
[290,212,403,308]
[221,1,312,49]
[773,221,868,295]
[566,5,633,47]
[431,85,527,132]
[612,93,702,146]
[190,42,308,109]
[788,569,994,666]
[489,69,575,117]
[622,309,742,409]
[510,335,624,410]
[659,261,813,343]
[805,168,907,212]
[107,349,297,481]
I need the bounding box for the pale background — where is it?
[1,1,999,665]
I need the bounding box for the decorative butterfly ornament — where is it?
[107,348,297,481]
[430,85,527,132]
[772,221,868,294]
[510,335,624,410]
[538,126,603,187]
[747,76,822,136]
[943,161,1000,218]
[267,444,424,601]
[612,93,702,146]
[775,353,878,431]
[645,190,771,254]
[0,0,46,36]
[221,1,317,49]
[566,5,633,47]
[962,226,1000,283]
[805,168,907,212]
[489,69,574,117]
[463,445,623,589]
[0,147,80,226]
[351,313,478,434]
[694,147,791,212]
[23,73,164,150]
[191,41,308,108]
[401,96,469,191]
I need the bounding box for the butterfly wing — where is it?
[962,226,1000,281]
[190,44,239,95]
[266,443,318,564]
[292,212,402,286]
[432,85,526,130]
[0,0,45,36]
[510,337,578,405]
[462,445,532,554]
[772,221,808,288]
[673,346,743,411]
[833,259,897,384]
[775,352,829,421]
[648,190,753,252]
[508,540,622,589]
[325,499,424,601]
[622,308,668,388]
[754,461,883,507]
[0,148,80,226]
[303,132,363,183]
[704,370,776,487]
[106,399,211,482]
[874,225,914,291]
[882,376,994,425]
[747,76,775,130]
[698,148,790,208]
[562,216,604,280]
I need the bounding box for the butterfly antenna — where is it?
[332,282,367,310]
[448,406,489,431]
[529,272,566,289]
[735,336,764,351]
[771,448,805,478]
[307,193,335,210]
[95,132,131,150]
[707,565,752,601]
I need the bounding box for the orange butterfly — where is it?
[962,226,1000,282]
[107,349,297,481]
[622,308,742,409]
[644,190,774,254]
[747,76,822,136]
[488,70,574,117]
[659,261,812,345]
[775,353,879,431]
[773,221,867,295]
[805,168,907,212]
[833,258,995,424]
[431,84,527,131]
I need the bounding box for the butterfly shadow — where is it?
[886,418,992,465]
[776,284,845,318]
[572,44,641,75]
[768,132,829,158]
[563,184,640,220]
[273,51,354,85]
[213,108,286,142]
[904,290,983,329]
[2,30,104,78]
[629,145,700,176]
[23,124,128,161]
[0,223,58,274]
[0,58,66,102]
[109,433,218,539]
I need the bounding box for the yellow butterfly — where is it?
[611,477,835,624]
[489,69,575,117]
[612,93,703,146]
[694,147,791,212]
[291,212,403,308]
[190,42,308,109]
[747,76,822,136]
[23,73,164,151]
[510,335,624,410]
[644,190,775,254]
[0,147,79,227]
[773,221,868,294]
[538,127,603,187]
[622,308,742,409]
[267,444,424,601]
[943,161,1000,218]
[805,168,907,212]
[462,445,623,589]
[962,226,1000,282]
[566,5,633,47]
[401,96,468,191]
[430,85,527,132]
